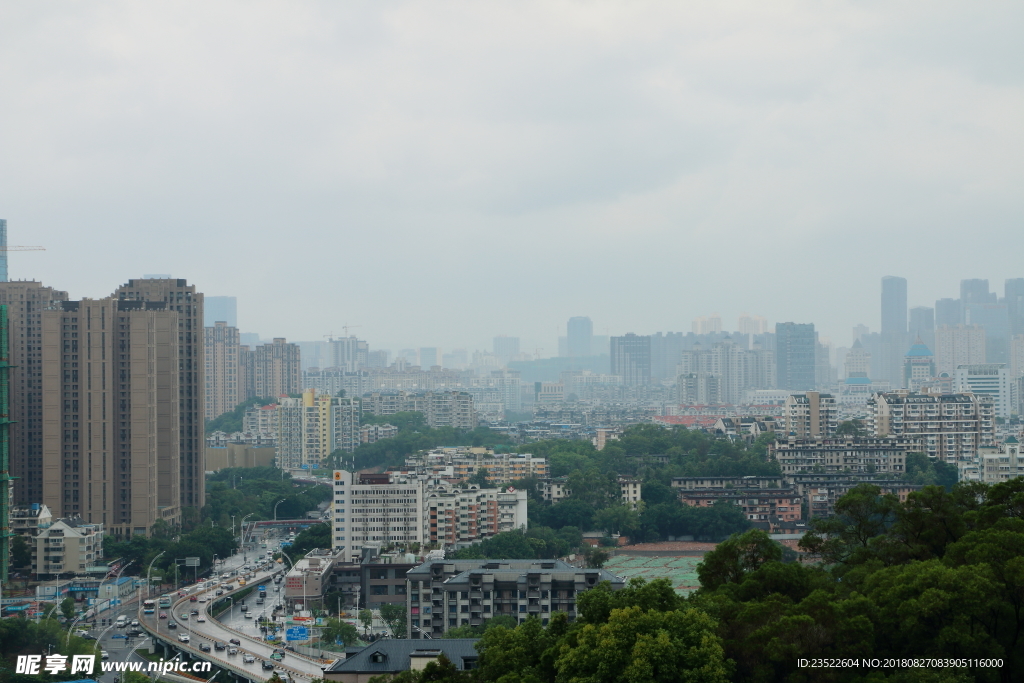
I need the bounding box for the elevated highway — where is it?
[139,563,334,682]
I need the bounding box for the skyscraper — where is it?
[493,336,520,365]
[1006,278,1024,336]
[204,296,237,327]
[610,333,651,386]
[0,219,7,282]
[935,324,986,375]
[775,322,817,391]
[113,278,205,510]
[41,297,181,537]
[0,281,69,504]
[205,321,241,420]
[961,279,995,306]
[567,317,593,358]
[248,338,302,399]
[935,298,962,327]
[881,276,908,335]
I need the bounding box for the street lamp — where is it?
[273,499,286,522]
[147,551,167,600]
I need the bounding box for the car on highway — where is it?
[101,651,110,660]
[177,634,190,643]
[159,611,168,619]
[244,612,253,619]
[196,616,206,623]
[168,621,177,629]
[126,629,143,637]
[229,638,241,646]
[189,596,198,602]
[179,613,189,620]
[215,590,224,596]
[198,596,208,603]
[200,642,212,652]
[82,634,97,641]
[228,647,238,656]
[261,661,275,670]
[190,609,199,615]
[214,641,226,650]
[272,649,285,660]
[242,653,255,664]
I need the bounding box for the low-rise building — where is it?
[283,549,336,610]
[425,486,528,547]
[360,424,399,444]
[29,517,104,577]
[769,436,918,475]
[406,559,625,638]
[540,477,642,508]
[11,504,53,535]
[978,436,1024,484]
[678,488,803,524]
[321,639,481,683]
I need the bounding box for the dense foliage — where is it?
[448,528,584,561]
[329,411,513,472]
[204,396,276,435]
[0,618,101,683]
[370,479,1024,682]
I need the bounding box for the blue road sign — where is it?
[258,586,266,591]
[285,627,308,641]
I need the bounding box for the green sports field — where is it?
[603,555,704,595]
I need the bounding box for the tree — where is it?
[61,596,76,620]
[585,547,610,568]
[359,609,374,634]
[11,534,31,568]
[835,419,865,436]
[321,618,359,647]
[554,606,729,683]
[379,602,407,638]
[697,529,783,592]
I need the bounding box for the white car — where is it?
[100,651,110,660]
[196,616,206,623]
[178,634,190,643]
[242,653,255,664]
[244,612,253,619]
[199,597,208,603]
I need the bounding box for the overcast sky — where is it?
[2,1,1022,355]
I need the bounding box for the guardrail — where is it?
[140,569,319,682]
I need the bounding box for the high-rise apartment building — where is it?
[419,347,440,368]
[935,324,986,375]
[329,336,369,372]
[692,314,723,335]
[934,298,961,327]
[113,278,205,511]
[844,339,871,379]
[492,336,520,365]
[610,333,651,386]
[204,322,241,420]
[567,316,593,358]
[676,338,774,404]
[881,276,908,335]
[775,323,817,391]
[868,390,995,464]
[248,338,301,399]
[737,313,768,335]
[783,392,837,439]
[1006,278,1024,337]
[331,470,425,563]
[1011,335,1024,380]
[275,390,360,469]
[41,298,181,536]
[0,281,69,504]
[203,296,237,327]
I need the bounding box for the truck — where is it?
[115,615,128,628]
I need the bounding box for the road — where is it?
[138,535,331,682]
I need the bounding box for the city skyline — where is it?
[2,2,1022,352]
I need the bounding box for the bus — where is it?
[143,599,156,614]
[158,595,173,609]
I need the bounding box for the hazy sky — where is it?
[2,1,1022,355]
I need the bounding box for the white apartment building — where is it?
[331,469,530,562]
[868,390,995,464]
[331,470,425,563]
[935,324,986,376]
[954,364,1015,419]
[29,518,104,576]
[769,437,918,475]
[975,436,1024,484]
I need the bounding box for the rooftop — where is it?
[323,639,480,675]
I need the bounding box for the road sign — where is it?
[185,557,201,567]
[285,627,308,641]
[258,586,266,591]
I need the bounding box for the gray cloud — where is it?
[1,1,1021,352]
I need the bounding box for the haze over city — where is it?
[2,1,1023,353]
